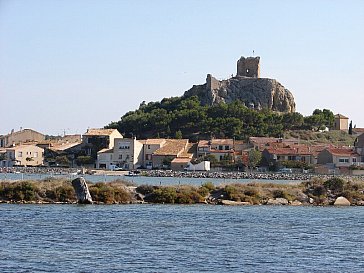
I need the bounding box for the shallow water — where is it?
[0,172,300,186]
[1,204,363,272]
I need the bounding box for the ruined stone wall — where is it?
[206,74,220,90]
[237,56,260,78]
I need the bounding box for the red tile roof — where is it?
[326,148,359,156]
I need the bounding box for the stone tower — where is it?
[237,56,260,78]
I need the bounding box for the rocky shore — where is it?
[0,176,363,206]
[143,170,364,182]
[0,167,80,175]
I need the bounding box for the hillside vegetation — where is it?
[107,95,336,141]
[284,130,356,146]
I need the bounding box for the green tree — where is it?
[349,120,353,135]
[76,156,94,166]
[55,155,70,166]
[175,130,183,139]
[248,149,262,169]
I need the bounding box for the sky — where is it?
[0,0,363,136]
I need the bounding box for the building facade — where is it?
[1,145,44,167]
[0,129,45,148]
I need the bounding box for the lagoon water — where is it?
[1,204,363,272]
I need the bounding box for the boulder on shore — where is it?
[71,177,93,204]
[220,200,251,206]
[266,198,289,205]
[333,196,350,206]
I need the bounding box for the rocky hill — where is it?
[183,74,296,113]
[183,56,295,112]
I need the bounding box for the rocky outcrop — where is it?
[72,177,93,204]
[220,200,251,206]
[183,74,296,113]
[333,196,350,206]
[266,198,289,205]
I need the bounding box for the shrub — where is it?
[0,181,38,201]
[201,182,215,191]
[324,177,345,194]
[136,184,155,195]
[272,189,293,201]
[151,187,177,203]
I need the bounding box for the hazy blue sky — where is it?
[1,0,363,135]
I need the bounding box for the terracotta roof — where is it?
[353,128,364,133]
[211,139,234,145]
[335,114,349,119]
[153,139,188,156]
[49,142,82,152]
[171,158,192,163]
[97,148,114,154]
[145,139,166,145]
[6,144,43,151]
[265,146,312,156]
[198,139,235,147]
[84,128,119,136]
[197,140,209,147]
[326,148,358,156]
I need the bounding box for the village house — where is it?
[333,114,349,131]
[261,142,333,168]
[0,145,44,167]
[262,145,313,166]
[143,139,167,169]
[152,139,192,169]
[197,139,235,162]
[96,148,114,169]
[82,128,122,159]
[0,128,45,148]
[248,137,299,152]
[317,148,361,168]
[96,138,194,170]
[112,137,144,170]
[170,157,193,171]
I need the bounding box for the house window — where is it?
[34,152,38,158]
[18,151,22,157]
[338,158,349,163]
[119,145,130,149]
[118,154,123,159]
[220,155,223,160]
[352,158,357,163]
[219,145,223,150]
[225,145,229,150]
[146,154,151,160]
[148,145,151,149]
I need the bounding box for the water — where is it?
[1,204,363,272]
[0,173,300,186]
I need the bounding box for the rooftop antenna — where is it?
[253,50,255,56]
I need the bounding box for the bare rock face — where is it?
[183,74,296,113]
[72,177,93,204]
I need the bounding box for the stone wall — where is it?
[237,56,260,78]
[206,74,220,90]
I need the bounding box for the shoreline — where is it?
[1,177,363,206]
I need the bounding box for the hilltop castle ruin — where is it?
[184,56,296,113]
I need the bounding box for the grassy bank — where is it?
[1,177,364,205]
